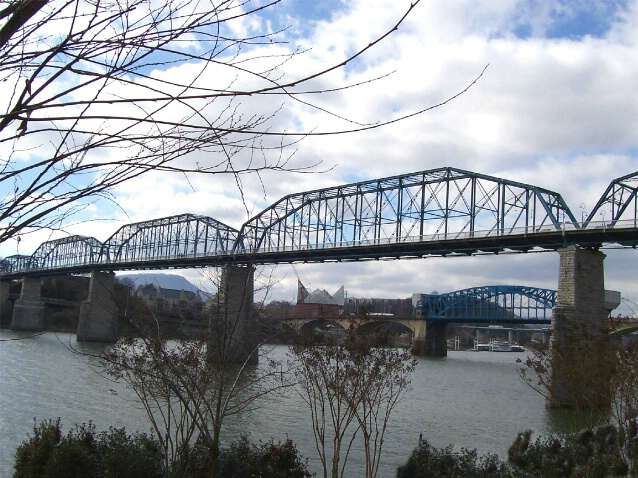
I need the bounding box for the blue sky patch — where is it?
[515,0,628,40]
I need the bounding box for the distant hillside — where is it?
[116,273,201,293]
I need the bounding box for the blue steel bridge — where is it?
[414,285,556,324]
[2,167,638,278]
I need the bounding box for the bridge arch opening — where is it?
[353,320,413,347]
[298,319,347,342]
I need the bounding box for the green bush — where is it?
[396,440,516,478]
[398,425,638,478]
[508,427,630,478]
[168,435,313,478]
[95,427,164,478]
[219,436,313,478]
[13,419,163,478]
[14,421,312,478]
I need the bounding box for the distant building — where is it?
[290,279,414,318]
[136,284,203,317]
[292,280,345,317]
[343,297,413,317]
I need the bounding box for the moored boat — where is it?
[473,340,524,352]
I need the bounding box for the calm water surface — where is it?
[0,331,574,477]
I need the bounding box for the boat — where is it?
[473,341,492,351]
[473,340,524,352]
[490,341,512,352]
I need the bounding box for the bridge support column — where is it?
[77,271,118,342]
[11,277,45,331]
[208,265,258,365]
[412,321,447,357]
[1,281,11,324]
[548,246,610,409]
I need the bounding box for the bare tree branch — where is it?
[0,0,482,244]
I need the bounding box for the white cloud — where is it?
[4,0,637,315]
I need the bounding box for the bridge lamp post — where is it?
[601,210,606,231]
[580,203,586,226]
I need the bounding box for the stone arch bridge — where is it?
[282,285,558,350]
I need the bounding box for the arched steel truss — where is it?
[587,172,638,227]
[237,167,577,253]
[0,214,239,273]
[101,213,240,263]
[31,235,103,269]
[415,285,557,323]
[0,255,32,273]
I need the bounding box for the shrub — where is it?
[396,439,516,478]
[397,426,638,478]
[508,427,630,478]
[94,427,164,478]
[219,436,313,478]
[13,419,163,478]
[14,420,312,478]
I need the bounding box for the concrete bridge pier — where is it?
[547,246,610,409]
[412,320,448,357]
[77,271,118,342]
[1,281,11,322]
[208,265,258,365]
[11,277,45,331]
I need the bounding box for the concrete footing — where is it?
[77,271,118,342]
[547,246,610,409]
[11,277,45,331]
[208,265,258,364]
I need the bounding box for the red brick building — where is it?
[292,280,344,317]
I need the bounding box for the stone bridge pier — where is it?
[208,264,259,365]
[412,320,448,357]
[8,272,117,341]
[11,276,45,331]
[1,281,11,321]
[77,270,118,342]
[548,246,610,409]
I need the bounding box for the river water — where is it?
[0,330,575,477]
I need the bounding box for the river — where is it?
[0,330,575,477]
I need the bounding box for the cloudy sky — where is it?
[4,0,638,313]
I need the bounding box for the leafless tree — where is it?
[289,332,416,478]
[517,319,638,473]
[101,264,293,477]
[348,342,415,478]
[608,339,638,474]
[517,320,613,413]
[0,0,486,245]
[289,341,360,478]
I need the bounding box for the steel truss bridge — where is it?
[414,285,556,324]
[2,167,638,278]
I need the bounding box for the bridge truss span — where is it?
[587,172,638,229]
[238,167,578,257]
[101,213,240,264]
[31,235,103,270]
[415,285,557,324]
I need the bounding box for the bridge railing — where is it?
[237,218,631,255]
